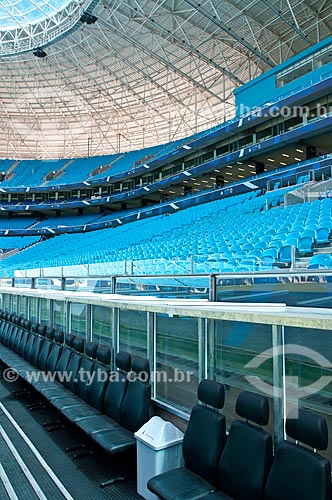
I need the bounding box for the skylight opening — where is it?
[0,1,72,30]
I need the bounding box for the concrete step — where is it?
[313,244,332,254]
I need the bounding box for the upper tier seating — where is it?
[0,138,187,189]
[0,235,40,251]
[33,213,102,229]
[46,155,118,185]
[0,216,38,230]
[88,145,165,180]
[1,159,68,187]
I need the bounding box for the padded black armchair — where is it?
[148,379,226,500]
[265,407,332,500]
[200,391,273,500]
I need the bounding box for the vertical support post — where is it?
[198,318,205,382]
[206,274,217,380]
[61,277,65,291]
[209,274,217,302]
[152,312,157,400]
[290,245,296,270]
[66,301,71,334]
[111,276,116,294]
[147,312,154,398]
[190,254,194,274]
[49,299,54,328]
[86,304,92,342]
[206,319,216,379]
[11,278,15,288]
[272,324,284,448]
[112,308,119,370]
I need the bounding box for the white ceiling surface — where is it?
[0,0,331,160]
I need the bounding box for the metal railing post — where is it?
[209,274,217,302]
[272,324,284,448]
[111,276,116,294]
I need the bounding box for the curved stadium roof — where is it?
[0,0,331,159]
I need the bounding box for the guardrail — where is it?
[0,282,331,458]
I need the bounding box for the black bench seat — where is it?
[0,310,151,486]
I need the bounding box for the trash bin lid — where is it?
[135,416,184,450]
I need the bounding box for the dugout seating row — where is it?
[0,311,151,465]
[148,380,332,500]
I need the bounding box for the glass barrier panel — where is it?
[209,319,274,435]
[64,278,95,292]
[35,277,62,290]
[53,300,67,331]
[91,305,112,345]
[2,293,10,311]
[17,295,27,317]
[69,302,87,339]
[84,278,113,294]
[0,279,13,288]
[13,278,32,289]
[283,325,332,464]
[155,313,199,411]
[216,272,332,308]
[11,294,18,315]
[28,296,38,323]
[40,298,50,325]
[116,275,209,299]
[119,309,147,358]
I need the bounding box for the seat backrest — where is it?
[74,341,97,401]
[103,351,131,422]
[182,379,226,486]
[30,327,47,367]
[218,391,273,500]
[8,324,19,350]
[13,326,24,353]
[18,323,31,357]
[120,357,151,433]
[63,337,84,391]
[86,345,112,411]
[265,408,332,500]
[3,320,13,346]
[23,331,36,361]
[45,330,64,372]
[54,334,75,375]
[37,328,56,370]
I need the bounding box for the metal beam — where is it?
[260,0,313,45]
[183,0,275,68]
[98,17,226,104]
[121,1,244,85]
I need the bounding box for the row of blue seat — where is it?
[0,311,151,485]
[1,188,332,275]
[148,380,331,500]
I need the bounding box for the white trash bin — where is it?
[135,416,184,500]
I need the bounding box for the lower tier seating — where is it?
[0,311,151,473]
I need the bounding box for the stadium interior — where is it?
[0,1,332,499]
